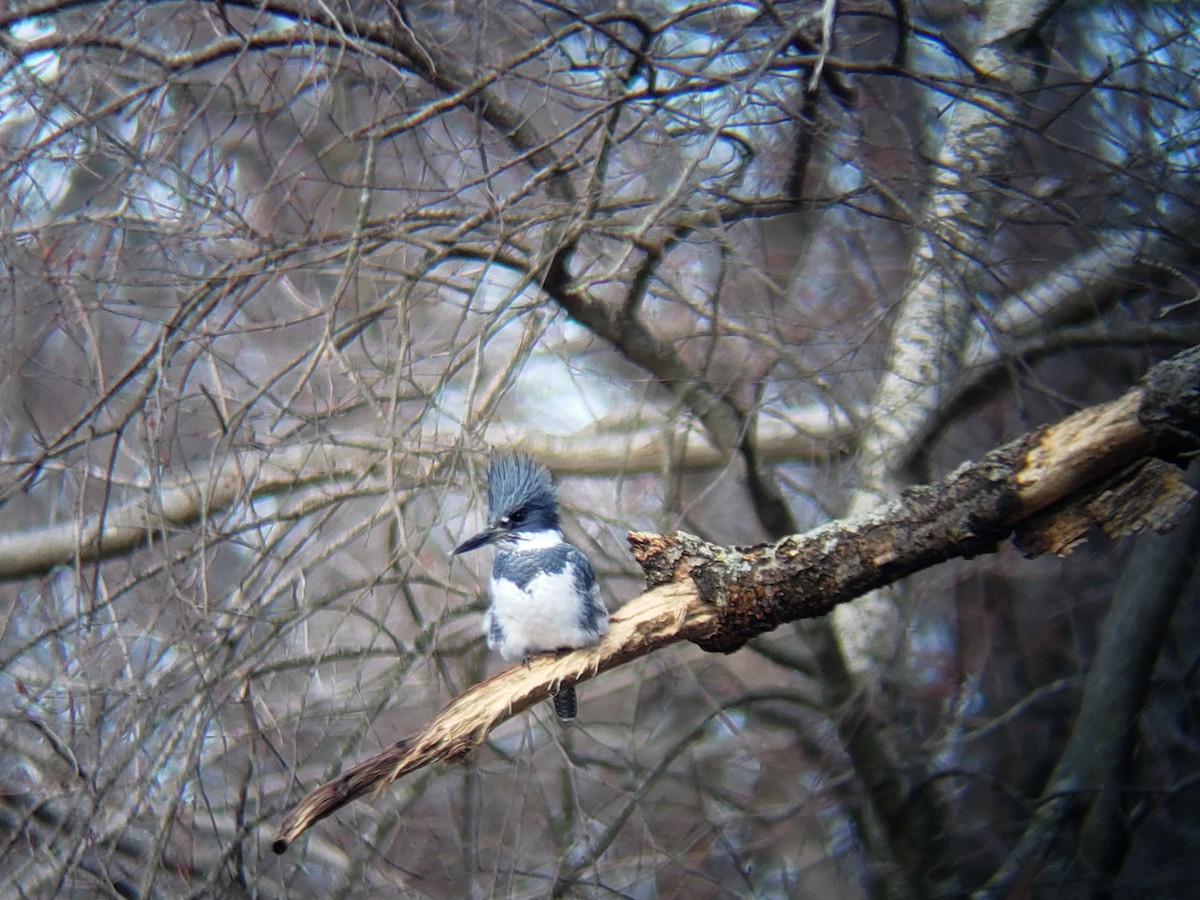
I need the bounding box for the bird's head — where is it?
[452,454,560,554]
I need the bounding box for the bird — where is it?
[452,453,609,720]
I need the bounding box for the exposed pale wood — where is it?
[273,581,712,853]
[275,346,1200,852]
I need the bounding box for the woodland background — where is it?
[1,1,1198,897]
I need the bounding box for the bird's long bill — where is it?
[452,525,505,555]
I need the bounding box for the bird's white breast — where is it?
[485,568,606,660]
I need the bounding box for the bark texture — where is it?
[274,346,1200,851]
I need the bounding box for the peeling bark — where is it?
[274,346,1199,851]
[636,347,1198,653]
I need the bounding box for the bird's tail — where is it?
[552,684,577,720]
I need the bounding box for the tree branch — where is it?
[0,413,853,583]
[976,462,1200,898]
[0,441,380,580]
[273,346,1200,853]
[273,581,712,853]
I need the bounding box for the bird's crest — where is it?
[486,453,558,523]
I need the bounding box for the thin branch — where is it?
[0,441,381,580]
[0,412,855,583]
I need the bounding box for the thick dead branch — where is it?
[273,347,1200,851]
[273,581,712,853]
[636,347,1199,653]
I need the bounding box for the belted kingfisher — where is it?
[453,454,609,720]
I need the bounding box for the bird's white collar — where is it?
[509,529,563,550]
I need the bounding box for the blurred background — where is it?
[1,1,1198,896]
